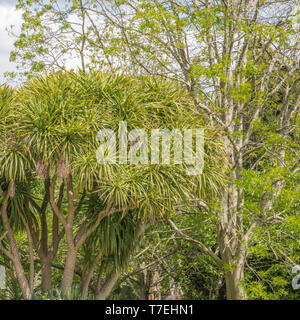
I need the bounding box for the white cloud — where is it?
[0,4,22,84]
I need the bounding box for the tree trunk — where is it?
[81,250,103,300]
[81,268,95,300]
[0,185,32,300]
[41,260,52,293]
[12,258,32,300]
[60,249,77,296]
[218,190,247,300]
[218,129,247,300]
[224,268,246,300]
[95,271,119,300]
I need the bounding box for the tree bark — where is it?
[41,259,52,293]
[95,271,119,300]
[0,183,32,300]
[60,247,77,296]
[81,250,103,300]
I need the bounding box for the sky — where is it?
[0,0,83,84]
[0,0,21,83]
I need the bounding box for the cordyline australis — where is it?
[0,72,226,299]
